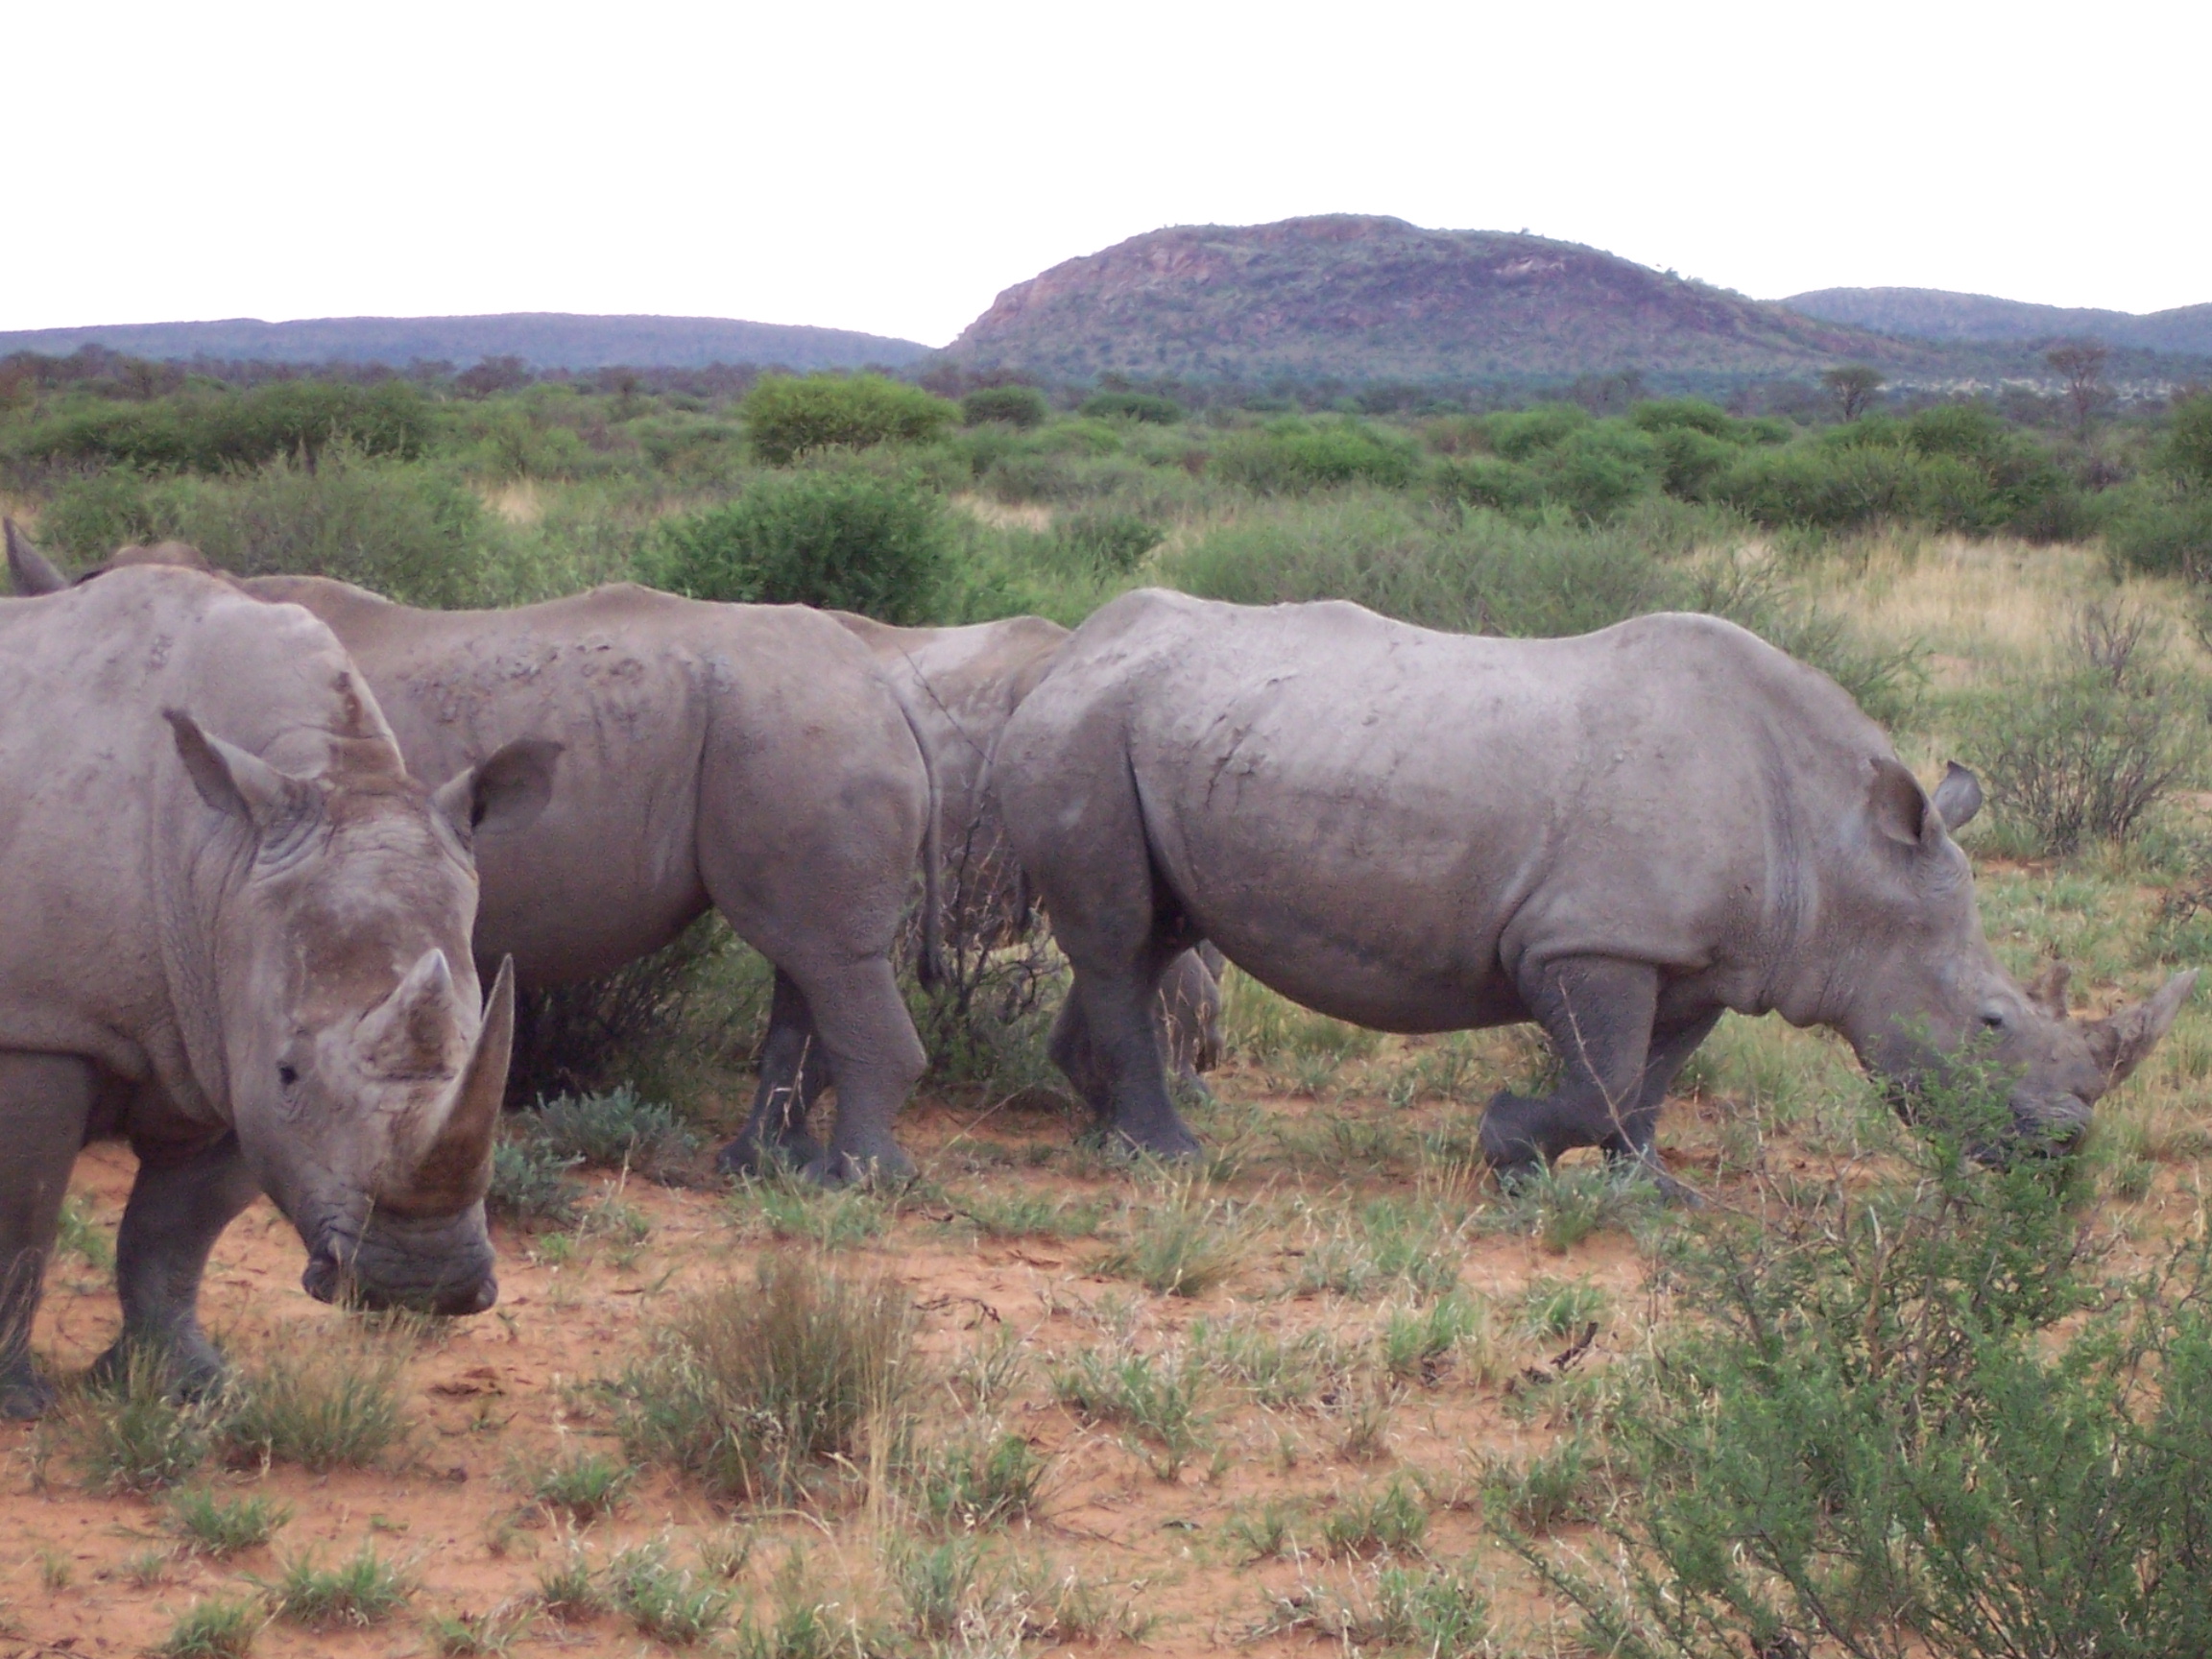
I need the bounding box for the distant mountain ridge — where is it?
[943,216,1922,382]
[0,312,931,372]
[1783,287,2212,359]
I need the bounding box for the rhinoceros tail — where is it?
[896,700,945,990]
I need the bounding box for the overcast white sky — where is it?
[7,0,2204,347]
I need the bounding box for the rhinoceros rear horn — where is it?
[358,949,464,1078]
[2084,970,2200,1093]
[5,518,67,596]
[405,956,515,1209]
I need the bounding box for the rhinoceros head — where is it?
[1839,757,2196,1151]
[164,709,558,1314]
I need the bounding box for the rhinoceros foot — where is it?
[88,1330,228,1404]
[0,1368,56,1420]
[715,1127,825,1180]
[804,1141,918,1190]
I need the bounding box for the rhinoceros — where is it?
[730,611,1226,1169]
[8,523,936,1184]
[994,589,2196,1175]
[1,565,554,1416]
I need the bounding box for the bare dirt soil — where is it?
[4,1061,2201,1658]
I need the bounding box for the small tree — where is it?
[960,384,1050,428]
[741,373,957,465]
[2046,339,2110,436]
[645,469,952,623]
[1821,364,1885,422]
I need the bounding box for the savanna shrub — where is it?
[1432,454,1538,513]
[1523,421,1660,518]
[1517,1070,2212,1659]
[15,380,432,474]
[646,469,952,621]
[1079,391,1184,424]
[615,1256,918,1503]
[36,447,497,605]
[1212,418,1420,493]
[1712,440,1945,530]
[2160,393,2212,485]
[741,373,956,464]
[1483,402,1590,461]
[1164,498,1670,637]
[960,384,1049,428]
[1964,605,2197,854]
[2104,481,2212,579]
[1052,508,1165,573]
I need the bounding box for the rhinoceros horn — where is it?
[4,518,67,596]
[358,949,464,1079]
[2083,970,2200,1092]
[399,956,516,1209]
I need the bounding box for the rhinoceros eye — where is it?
[277,1063,301,1089]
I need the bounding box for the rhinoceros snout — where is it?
[301,1219,497,1316]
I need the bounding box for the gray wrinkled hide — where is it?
[0,568,517,1416]
[996,589,2194,1176]
[228,576,934,1186]
[733,613,1225,1165]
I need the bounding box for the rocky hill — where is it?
[1782,287,2212,359]
[0,313,930,372]
[941,216,1920,382]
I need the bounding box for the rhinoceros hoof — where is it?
[715,1132,823,1179]
[90,1335,228,1402]
[805,1147,918,1190]
[0,1372,57,1421]
[1110,1124,1203,1163]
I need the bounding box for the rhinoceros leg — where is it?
[1479,956,1661,1174]
[96,1132,259,1394]
[1159,946,1227,1090]
[716,970,830,1175]
[1054,952,1204,1160]
[1599,1005,1722,1198]
[0,1053,96,1419]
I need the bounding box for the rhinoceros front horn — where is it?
[403,956,516,1210]
[2083,970,2200,1094]
[5,518,68,596]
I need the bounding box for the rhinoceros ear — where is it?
[1932,761,1983,832]
[431,738,562,842]
[1868,756,1943,850]
[2083,970,2200,1090]
[164,710,315,839]
[5,518,68,596]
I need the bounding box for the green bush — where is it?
[1484,402,1590,461]
[1212,418,1420,493]
[959,384,1049,428]
[1165,497,1671,637]
[2160,394,2212,485]
[1524,421,1660,518]
[2104,481,2212,578]
[740,373,956,464]
[646,469,952,622]
[37,447,502,606]
[1079,391,1184,424]
[1713,440,1946,530]
[15,381,431,474]
[1432,453,1538,513]
[1516,1070,2212,1659]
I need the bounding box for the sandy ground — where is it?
[2,1070,2200,1658]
